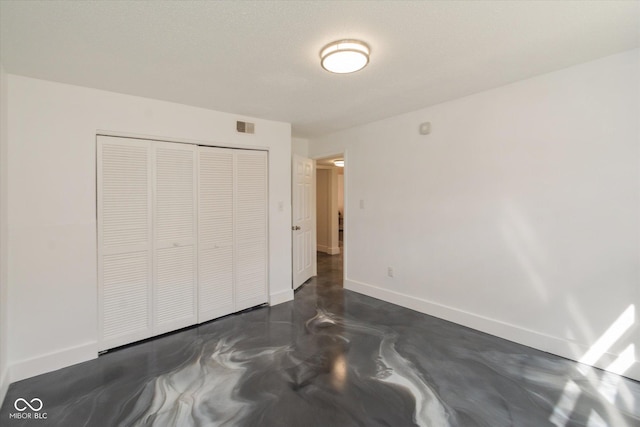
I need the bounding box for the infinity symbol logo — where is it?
[14,397,43,412]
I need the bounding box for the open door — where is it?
[292,154,314,289]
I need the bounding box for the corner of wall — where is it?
[269,289,294,306]
[0,371,8,411]
[344,278,640,382]
[0,63,10,407]
[8,342,98,383]
[291,137,310,158]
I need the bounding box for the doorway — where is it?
[315,155,345,287]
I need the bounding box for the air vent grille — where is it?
[236,121,255,134]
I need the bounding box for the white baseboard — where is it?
[317,245,340,255]
[344,278,640,381]
[0,366,9,410]
[9,341,97,383]
[624,361,640,381]
[269,289,294,306]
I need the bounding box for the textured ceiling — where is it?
[1,1,638,138]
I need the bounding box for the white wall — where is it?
[292,137,310,157]
[337,172,344,217]
[6,75,293,382]
[0,64,9,405]
[316,168,340,255]
[310,49,640,380]
[316,169,330,252]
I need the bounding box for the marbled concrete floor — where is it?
[2,250,639,426]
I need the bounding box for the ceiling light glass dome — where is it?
[320,40,370,74]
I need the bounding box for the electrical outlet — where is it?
[387,267,394,278]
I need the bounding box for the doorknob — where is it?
[292,225,301,231]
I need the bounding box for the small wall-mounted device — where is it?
[236,121,255,134]
[419,122,431,135]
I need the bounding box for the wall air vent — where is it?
[236,121,255,134]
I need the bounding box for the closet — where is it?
[97,136,267,351]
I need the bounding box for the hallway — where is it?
[307,247,344,290]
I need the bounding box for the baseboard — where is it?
[9,341,98,383]
[269,289,294,306]
[344,278,639,381]
[317,245,340,255]
[624,361,640,381]
[0,366,9,410]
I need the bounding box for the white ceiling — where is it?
[1,1,638,138]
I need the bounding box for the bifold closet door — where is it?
[153,142,198,335]
[198,147,235,323]
[97,136,153,351]
[99,137,266,350]
[235,150,268,311]
[198,147,268,320]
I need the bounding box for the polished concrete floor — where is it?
[2,250,639,426]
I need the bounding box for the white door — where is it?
[234,150,269,311]
[292,154,315,289]
[198,146,235,322]
[97,136,153,351]
[98,137,268,350]
[152,142,198,335]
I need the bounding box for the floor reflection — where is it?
[1,247,639,426]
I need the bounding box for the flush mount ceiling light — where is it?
[333,160,344,167]
[320,40,370,74]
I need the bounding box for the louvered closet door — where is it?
[235,150,268,311]
[153,142,198,335]
[97,136,153,351]
[198,147,235,322]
